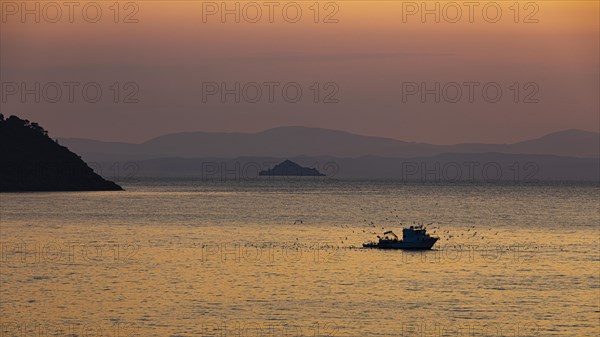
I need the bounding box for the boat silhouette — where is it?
[363,225,438,250]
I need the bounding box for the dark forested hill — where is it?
[0,115,122,192]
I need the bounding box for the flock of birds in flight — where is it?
[294,207,501,247]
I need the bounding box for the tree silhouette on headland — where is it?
[0,114,122,192]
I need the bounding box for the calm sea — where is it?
[1,179,599,337]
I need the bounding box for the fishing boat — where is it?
[363,225,438,250]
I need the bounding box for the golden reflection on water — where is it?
[1,181,598,336]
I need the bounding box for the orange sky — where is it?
[1,1,598,143]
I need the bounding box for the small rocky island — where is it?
[259,160,325,177]
[0,115,123,192]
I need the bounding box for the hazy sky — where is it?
[1,1,598,144]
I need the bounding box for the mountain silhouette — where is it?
[60,126,599,162]
[259,160,325,176]
[100,154,598,181]
[0,115,122,192]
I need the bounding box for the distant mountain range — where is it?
[99,154,598,182]
[60,127,599,162]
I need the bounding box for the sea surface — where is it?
[1,179,599,337]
